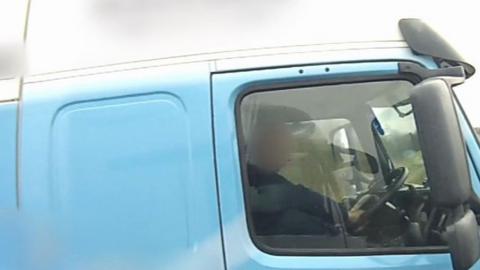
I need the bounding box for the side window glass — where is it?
[332,125,354,164]
[239,80,446,251]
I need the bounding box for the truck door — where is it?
[212,60,480,270]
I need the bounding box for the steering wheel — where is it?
[350,167,409,232]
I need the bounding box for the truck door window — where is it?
[238,80,446,252]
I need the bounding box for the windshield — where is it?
[371,104,427,185]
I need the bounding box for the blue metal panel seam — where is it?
[209,71,229,270]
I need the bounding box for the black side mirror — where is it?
[411,79,480,270]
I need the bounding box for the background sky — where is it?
[1,0,479,127]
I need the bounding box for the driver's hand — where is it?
[347,194,378,224]
[348,208,365,224]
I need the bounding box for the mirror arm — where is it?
[467,193,480,215]
[445,207,480,270]
[398,62,466,86]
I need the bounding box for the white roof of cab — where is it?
[26,0,409,75]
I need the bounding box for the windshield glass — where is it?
[371,104,427,185]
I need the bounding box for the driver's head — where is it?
[249,123,295,172]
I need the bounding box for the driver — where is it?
[247,122,364,236]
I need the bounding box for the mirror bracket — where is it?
[398,62,466,86]
[399,18,475,78]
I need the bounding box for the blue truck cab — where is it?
[1,3,480,270]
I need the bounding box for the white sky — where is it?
[1,0,480,126]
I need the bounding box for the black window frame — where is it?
[233,60,449,256]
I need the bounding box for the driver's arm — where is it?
[291,184,349,225]
[250,179,350,225]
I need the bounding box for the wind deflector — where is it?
[399,18,476,78]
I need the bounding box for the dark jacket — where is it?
[247,164,348,235]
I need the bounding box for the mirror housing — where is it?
[411,78,480,270]
[411,79,471,207]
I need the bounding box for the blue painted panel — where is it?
[9,63,224,270]
[457,103,480,193]
[0,102,17,209]
[456,100,480,270]
[212,55,453,269]
[51,94,193,261]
